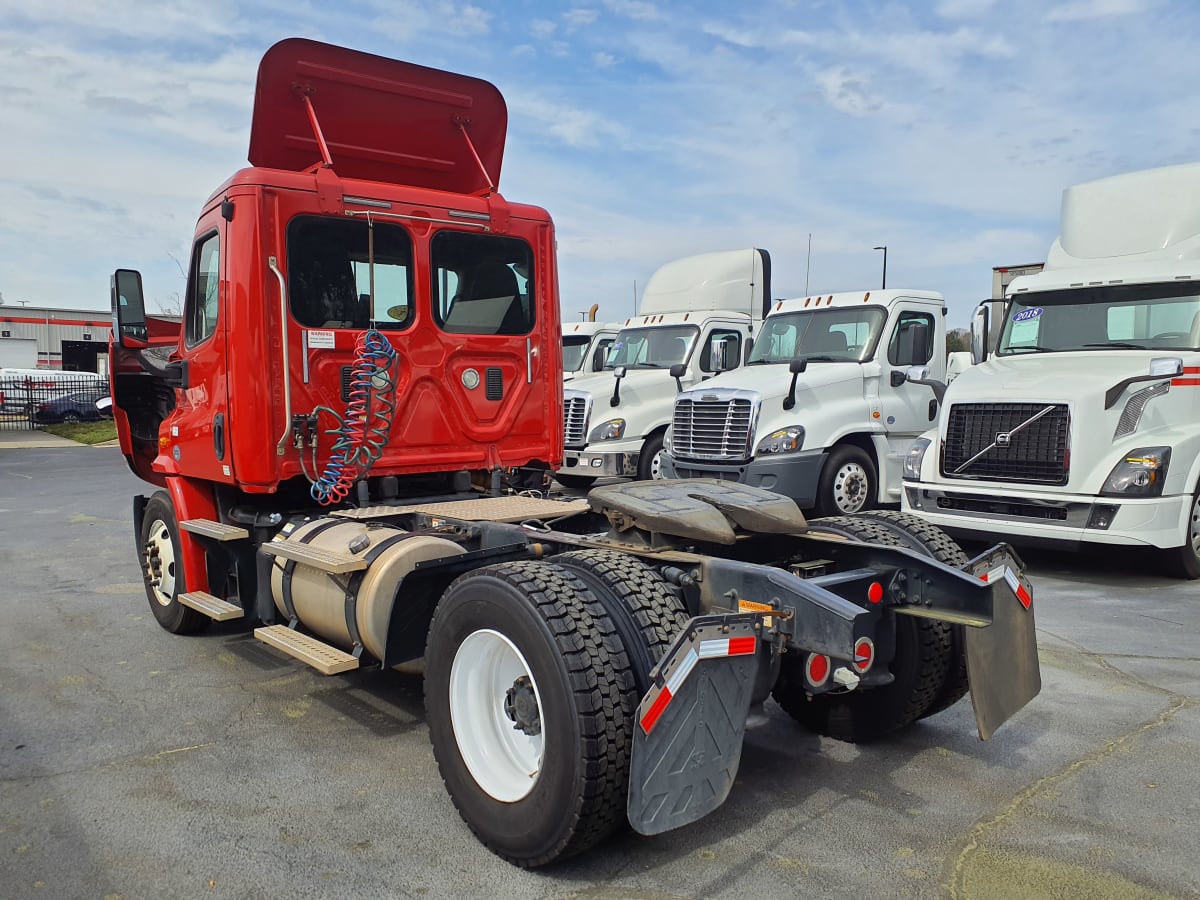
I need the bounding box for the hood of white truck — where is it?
[943,351,1196,493]
[566,368,689,437]
[679,361,862,402]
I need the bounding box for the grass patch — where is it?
[43,420,118,445]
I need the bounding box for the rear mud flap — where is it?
[627,614,762,836]
[966,554,1041,741]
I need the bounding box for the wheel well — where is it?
[833,433,878,469]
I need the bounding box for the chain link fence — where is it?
[0,375,111,431]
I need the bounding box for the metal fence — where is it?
[0,375,111,432]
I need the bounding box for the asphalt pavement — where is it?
[1,447,1196,899]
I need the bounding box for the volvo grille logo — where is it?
[995,432,1012,448]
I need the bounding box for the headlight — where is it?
[755,426,805,455]
[588,418,626,442]
[663,424,674,454]
[1101,446,1171,497]
[903,438,932,482]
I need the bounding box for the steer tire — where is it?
[139,491,210,635]
[550,550,690,696]
[424,560,635,867]
[853,510,971,719]
[814,445,877,517]
[772,516,951,742]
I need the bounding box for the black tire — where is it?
[637,431,666,481]
[814,444,877,517]
[139,491,210,635]
[1160,488,1200,579]
[554,472,597,490]
[424,561,635,867]
[550,550,689,696]
[853,510,970,719]
[772,515,951,742]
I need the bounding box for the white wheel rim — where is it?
[1189,494,1200,557]
[449,629,544,802]
[144,517,177,606]
[832,462,870,514]
[649,448,665,479]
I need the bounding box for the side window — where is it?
[888,311,934,366]
[287,215,414,330]
[185,232,220,347]
[701,329,743,372]
[432,231,534,335]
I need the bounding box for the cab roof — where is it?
[249,38,507,195]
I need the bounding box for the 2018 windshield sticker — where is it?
[1012,307,1043,323]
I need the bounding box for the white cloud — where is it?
[603,0,661,21]
[563,8,600,28]
[816,67,880,117]
[1045,0,1148,21]
[593,51,618,68]
[935,0,998,17]
[531,18,557,38]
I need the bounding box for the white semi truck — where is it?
[562,318,619,382]
[903,162,1200,577]
[661,289,946,515]
[555,248,769,488]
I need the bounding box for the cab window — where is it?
[185,231,220,347]
[432,232,534,335]
[287,216,414,330]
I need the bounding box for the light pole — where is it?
[873,245,887,289]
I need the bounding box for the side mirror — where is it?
[971,302,989,364]
[111,268,149,348]
[668,362,687,392]
[906,364,946,404]
[744,336,754,363]
[789,357,808,375]
[1149,357,1184,377]
[613,365,627,380]
[610,365,627,407]
[591,345,608,372]
[709,338,729,373]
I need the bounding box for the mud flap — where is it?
[965,553,1041,741]
[627,614,762,836]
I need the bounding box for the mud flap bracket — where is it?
[627,613,763,836]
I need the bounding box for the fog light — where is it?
[1087,504,1119,530]
[590,458,603,468]
[905,487,923,510]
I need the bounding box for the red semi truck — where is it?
[108,39,1040,866]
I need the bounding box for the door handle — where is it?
[213,412,226,461]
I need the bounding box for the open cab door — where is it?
[110,269,184,486]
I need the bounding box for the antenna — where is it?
[632,279,637,316]
[805,233,812,295]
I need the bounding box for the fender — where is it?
[164,475,219,594]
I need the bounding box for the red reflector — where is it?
[868,582,883,604]
[640,687,673,734]
[852,637,875,673]
[806,653,830,686]
[728,636,757,656]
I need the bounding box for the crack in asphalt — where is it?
[940,632,1194,899]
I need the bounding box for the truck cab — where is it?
[904,162,1200,577]
[554,248,769,487]
[562,319,619,382]
[662,289,946,515]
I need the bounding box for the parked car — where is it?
[32,391,112,424]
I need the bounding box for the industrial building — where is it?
[0,305,113,372]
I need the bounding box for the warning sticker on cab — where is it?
[308,329,336,349]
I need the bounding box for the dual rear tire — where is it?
[423,553,687,867]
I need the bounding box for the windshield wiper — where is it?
[1082,341,1147,349]
[801,355,847,362]
[1001,345,1055,354]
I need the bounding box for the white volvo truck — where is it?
[903,162,1200,577]
[661,289,946,515]
[554,248,769,488]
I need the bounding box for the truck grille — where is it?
[563,392,591,448]
[671,392,757,461]
[941,402,1069,485]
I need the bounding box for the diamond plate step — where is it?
[260,541,368,574]
[179,590,244,622]
[254,625,360,675]
[180,518,250,541]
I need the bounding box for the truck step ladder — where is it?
[179,519,250,541]
[254,625,360,675]
[259,542,368,574]
[179,590,244,621]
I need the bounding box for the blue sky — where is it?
[2,0,1199,327]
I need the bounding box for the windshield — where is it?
[562,335,590,372]
[998,283,1200,354]
[605,325,698,369]
[749,306,887,364]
